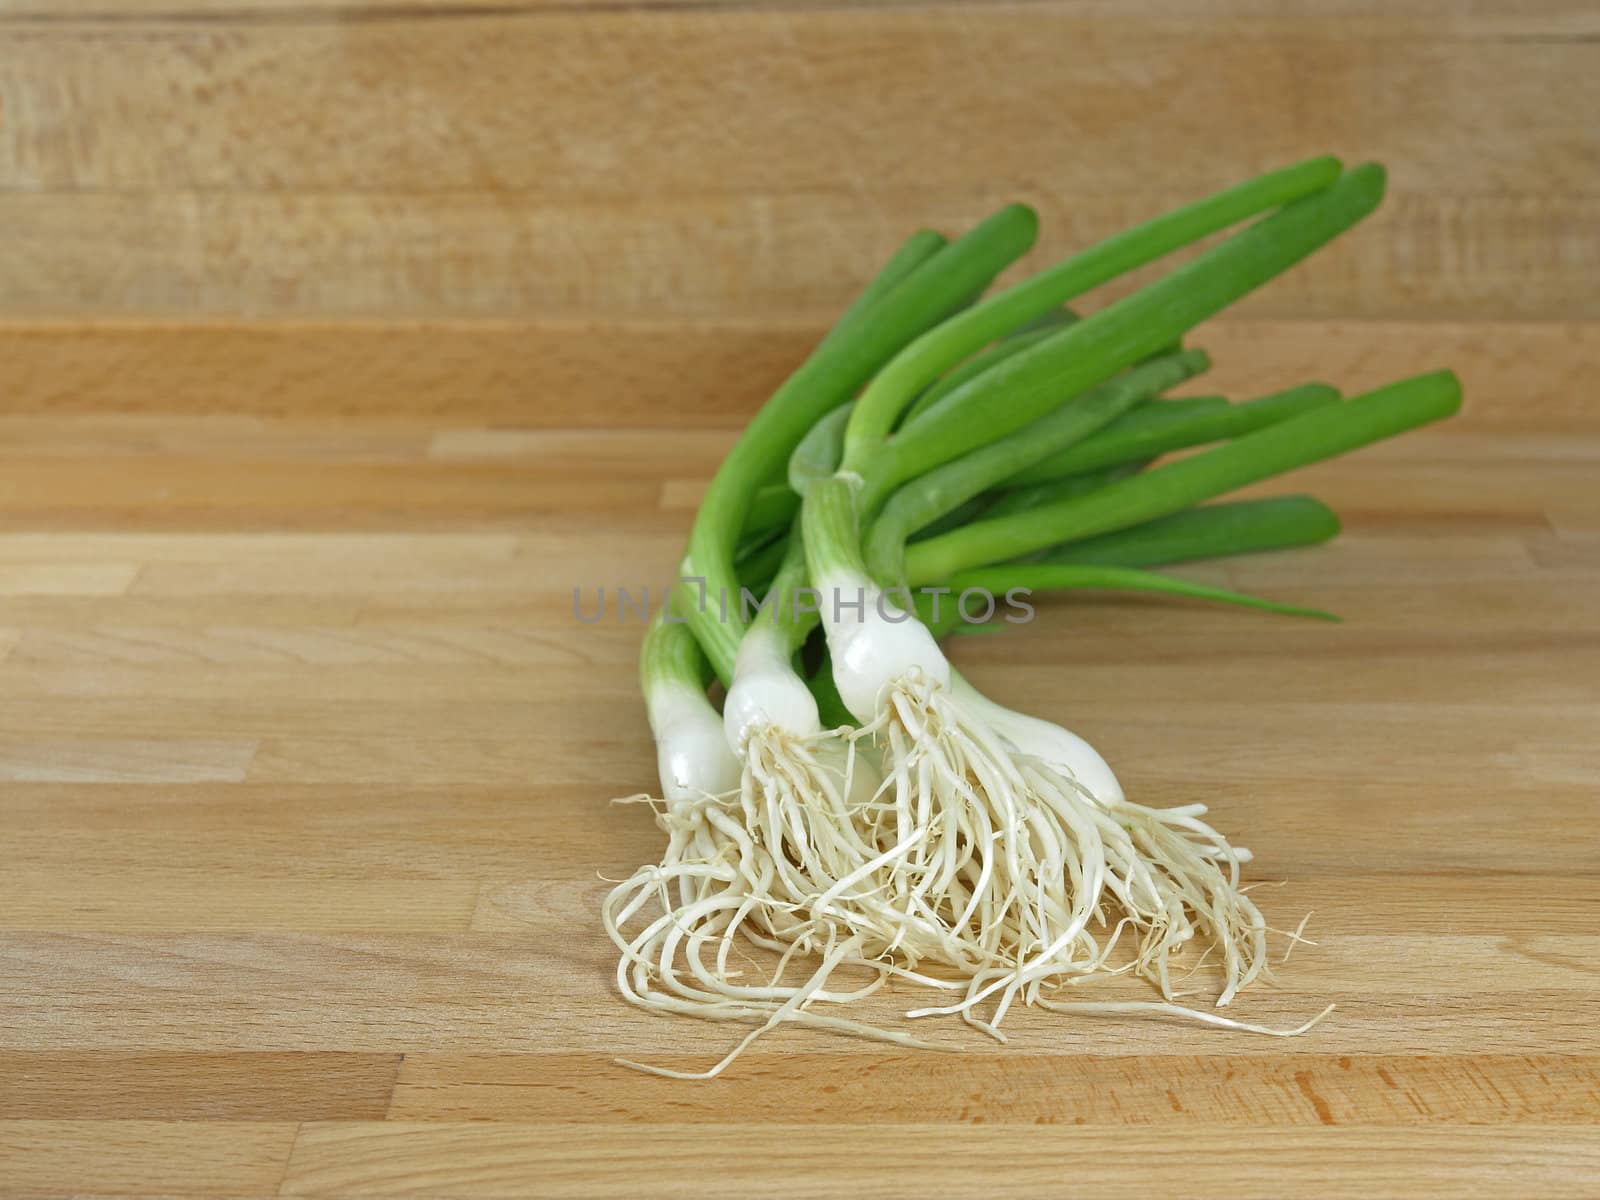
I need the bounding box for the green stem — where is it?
[736,231,948,541]
[983,461,1150,520]
[743,520,819,655]
[840,154,1344,468]
[1041,496,1340,569]
[734,527,791,592]
[743,481,800,538]
[805,650,857,729]
[815,230,949,354]
[639,609,713,695]
[917,564,1336,637]
[899,312,1077,426]
[906,368,1462,584]
[864,350,1211,584]
[802,473,872,586]
[788,403,857,494]
[866,164,1387,506]
[676,207,1039,683]
[909,491,998,541]
[746,493,1339,611]
[1007,382,1340,488]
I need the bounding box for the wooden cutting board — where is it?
[1,1,1597,1196]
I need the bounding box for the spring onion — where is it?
[605,156,1458,1079]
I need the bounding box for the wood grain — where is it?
[5,23,1589,195]
[2,190,1596,320]
[275,1124,1600,1198]
[0,6,1595,317]
[387,1051,1600,1124]
[0,1119,300,1195]
[2,387,1597,1193]
[0,0,1594,34]
[5,2,1599,1193]
[0,320,1595,425]
[0,1052,400,1120]
[4,0,1595,31]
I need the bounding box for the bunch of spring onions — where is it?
[603,156,1461,1078]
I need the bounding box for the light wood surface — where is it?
[3,0,1599,1194]
[2,324,1598,1194]
[0,3,1596,321]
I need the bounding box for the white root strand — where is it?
[605,672,1323,1076]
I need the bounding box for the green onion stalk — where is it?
[605,158,1461,1078]
[629,215,1036,796]
[606,216,1044,1078]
